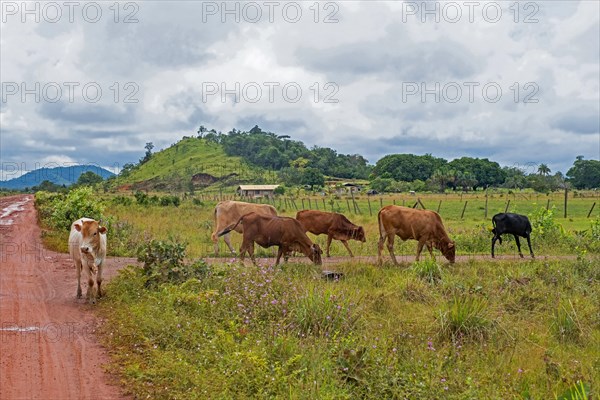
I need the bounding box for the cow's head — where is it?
[74,219,107,269]
[310,243,323,265]
[442,240,456,264]
[353,226,367,242]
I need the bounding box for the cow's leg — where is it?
[526,234,534,258]
[326,235,333,257]
[416,240,425,262]
[211,231,219,255]
[223,232,236,254]
[276,247,284,266]
[514,234,524,258]
[341,240,354,257]
[426,242,435,261]
[386,235,398,265]
[377,235,386,266]
[84,263,97,305]
[75,260,83,299]
[96,263,103,298]
[491,235,498,258]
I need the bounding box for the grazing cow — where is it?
[377,206,455,265]
[68,218,107,304]
[295,210,366,257]
[211,201,278,255]
[491,213,534,258]
[218,212,322,265]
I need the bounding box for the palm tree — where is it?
[538,164,551,176]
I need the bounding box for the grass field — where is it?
[103,191,600,259]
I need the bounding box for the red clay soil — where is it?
[0,195,131,400]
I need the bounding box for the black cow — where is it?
[491,213,534,258]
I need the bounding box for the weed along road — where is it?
[0,195,128,400]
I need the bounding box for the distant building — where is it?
[237,185,280,198]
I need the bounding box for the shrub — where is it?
[111,195,133,206]
[529,206,565,243]
[49,187,105,231]
[136,238,209,287]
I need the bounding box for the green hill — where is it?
[115,137,275,192]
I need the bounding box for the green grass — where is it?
[97,257,600,399]
[102,191,600,259]
[114,137,275,191]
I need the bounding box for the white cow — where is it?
[68,218,107,304]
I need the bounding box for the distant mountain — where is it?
[0,165,115,190]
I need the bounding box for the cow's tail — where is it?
[211,207,219,242]
[217,216,244,237]
[377,208,385,242]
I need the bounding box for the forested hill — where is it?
[209,125,371,179]
[115,126,599,192]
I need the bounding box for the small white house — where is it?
[237,185,280,198]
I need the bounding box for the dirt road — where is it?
[0,195,129,400]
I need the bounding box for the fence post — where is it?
[564,188,568,218]
[323,198,326,211]
[418,198,426,209]
[380,197,383,209]
[461,201,468,219]
[484,189,488,219]
[308,198,312,209]
[437,200,442,213]
[546,199,550,210]
[301,199,305,209]
[350,190,359,214]
[315,199,319,210]
[346,199,352,213]
[587,202,596,218]
[505,200,511,213]
[367,197,372,216]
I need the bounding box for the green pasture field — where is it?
[33,190,599,398]
[100,257,600,399]
[104,191,600,260]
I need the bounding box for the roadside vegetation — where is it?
[33,188,599,399]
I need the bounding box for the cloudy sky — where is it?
[1,0,599,180]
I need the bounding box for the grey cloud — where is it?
[37,101,137,125]
[552,108,600,134]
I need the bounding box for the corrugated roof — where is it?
[237,185,280,191]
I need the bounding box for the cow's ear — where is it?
[74,223,82,232]
[98,226,107,234]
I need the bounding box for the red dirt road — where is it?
[0,195,129,400]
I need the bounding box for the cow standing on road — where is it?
[491,213,534,258]
[69,218,107,304]
[218,212,322,266]
[377,206,456,265]
[295,210,366,257]
[211,200,278,255]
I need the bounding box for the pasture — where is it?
[104,190,600,259]
[34,190,600,399]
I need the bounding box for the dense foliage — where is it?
[567,157,600,189]
[214,126,371,180]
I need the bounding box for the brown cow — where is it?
[218,212,322,265]
[68,218,107,304]
[211,200,277,254]
[295,210,366,257]
[377,206,455,265]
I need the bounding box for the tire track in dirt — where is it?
[0,195,130,400]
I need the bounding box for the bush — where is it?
[529,206,565,243]
[136,238,209,287]
[111,195,133,206]
[49,187,105,231]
